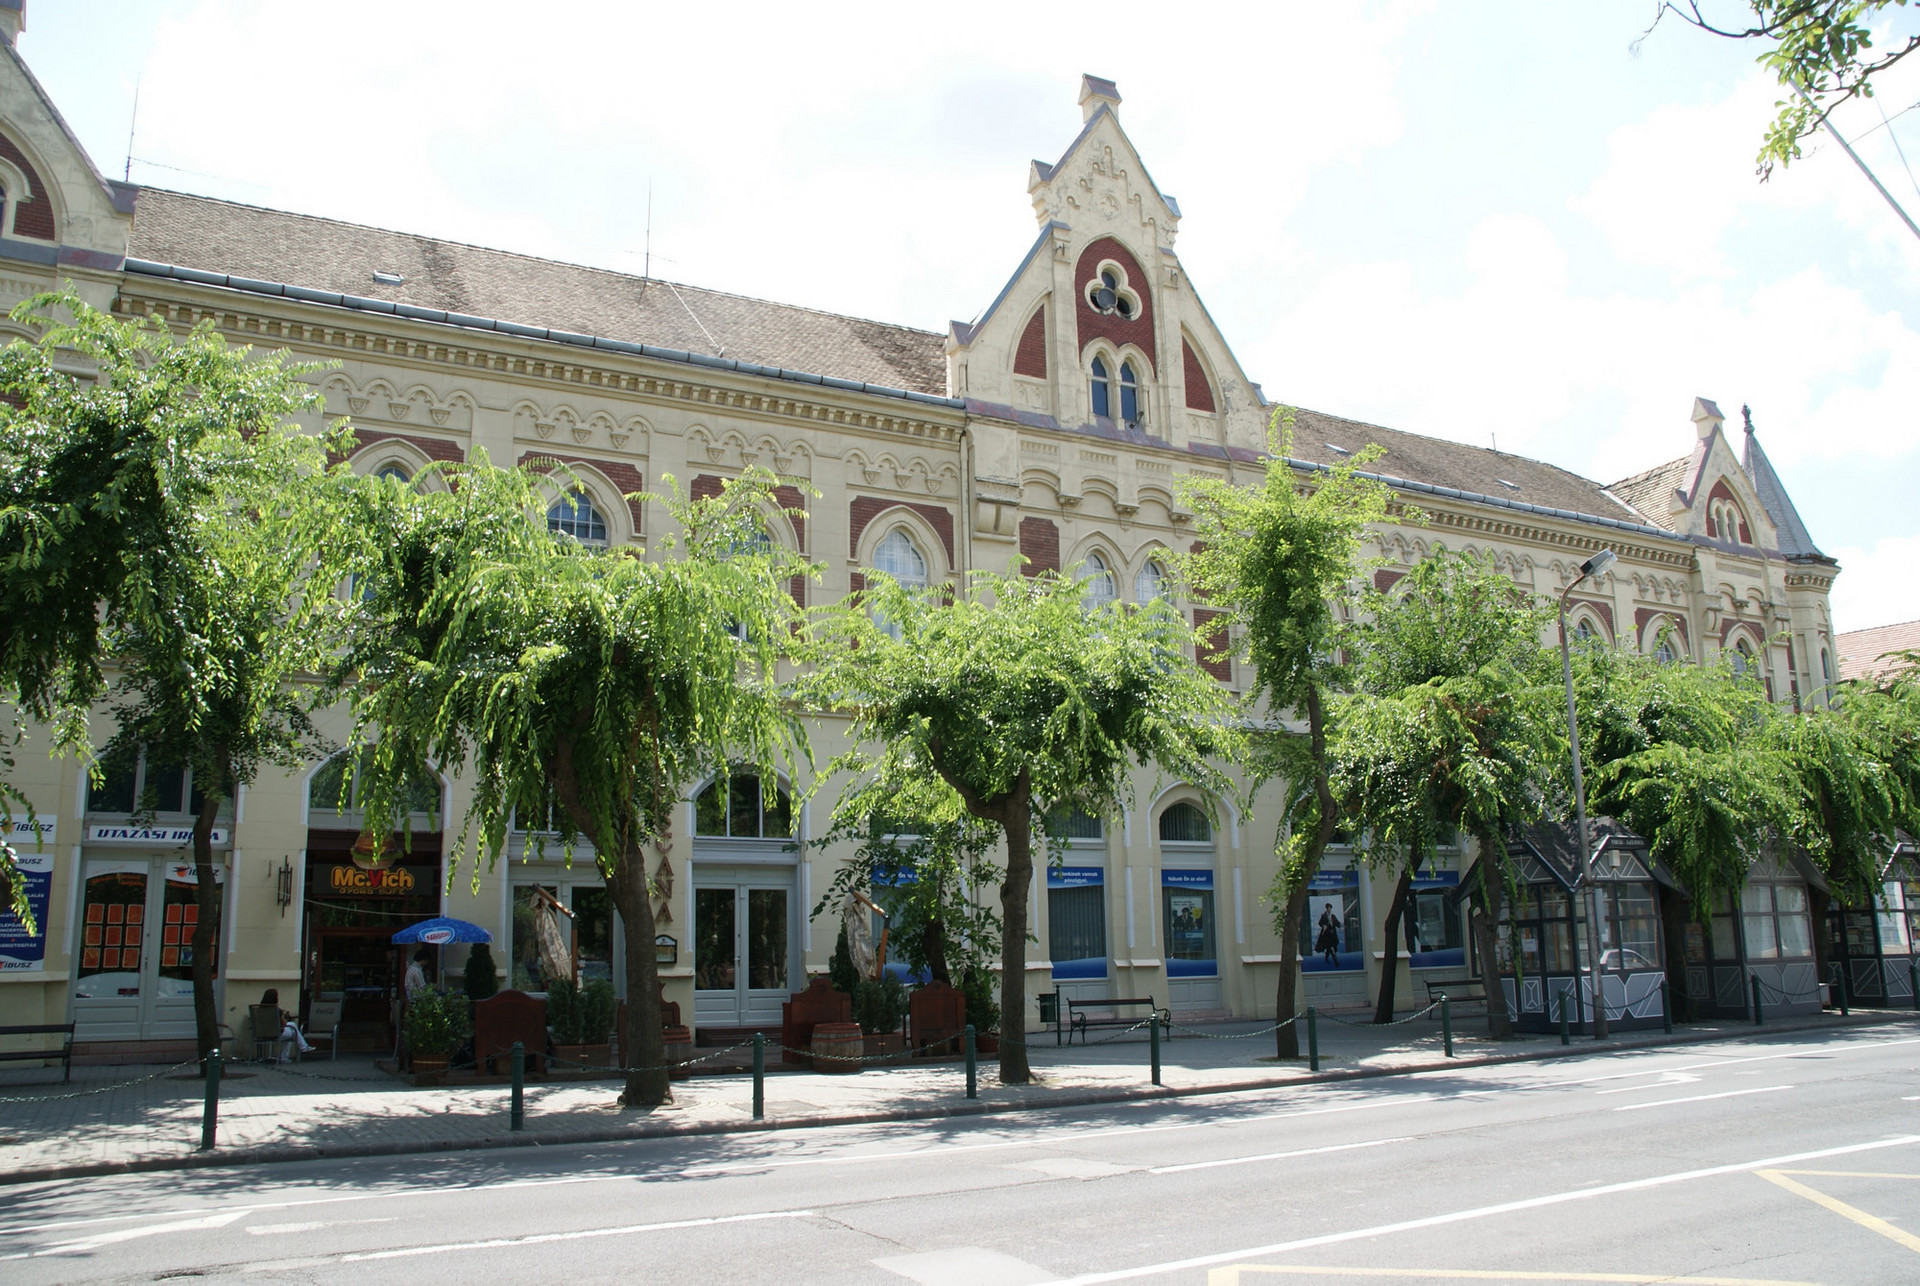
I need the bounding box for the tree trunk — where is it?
[1373,868,1413,1024]
[1469,840,1513,1039]
[190,778,225,1063]
[922,914,951,986]
[607,848,670,1108]
[995,773,1034,1084]
[1275,684,1337,1060]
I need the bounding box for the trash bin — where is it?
[1038,991,1059,1026]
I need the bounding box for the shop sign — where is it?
[1046,865,1104,889]
[5,817,55,846]
[1162,869,1213,888]
[328,864,417,895]
[87,824,228,847]
[0,849,53,971]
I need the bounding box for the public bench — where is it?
[0,1022,73,1081]
[1422,976,1487,1006]
[1061,996,1168,1045]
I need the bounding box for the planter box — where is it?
[862,1032,908,1066]
[554,1043,610,1074]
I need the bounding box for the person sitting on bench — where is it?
[260,988,315,1060]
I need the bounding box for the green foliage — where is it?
[829,923,859,995]
[404,989,471,1058]
[1649,2,1919,178]
[959,964,1000,1035]
[853,973,908,1035]
[804,557,1239,1080]
[1771,673,1920,900]
[464,943,499,1002]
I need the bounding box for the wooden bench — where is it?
[1422,977,1487,1005]
[1061,996,1168,1045]
[0,1022,74,1081]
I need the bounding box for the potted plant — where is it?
[549,977,615,1071]
[961,966,1001,1054]
[856,974,909,1063]
[405,990,470,1077]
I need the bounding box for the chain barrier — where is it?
[1751,975,1820,1007]
[1164,1016,1299,1040]
[1316,1001,1441,1028]
[0,1058,199,1105]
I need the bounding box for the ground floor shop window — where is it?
[1740,883,1813,960]
[1301,869,1362,972]
[1163,870,1216,977]
[1407,870,1465,968]
[1604,885,1661,970]
[1507,888,1577,978]
[512,880,616,991]
[1048,867,1107,980]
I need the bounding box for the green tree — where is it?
[338,459,809,1107]
[1329,550,1561,1038]
[804,565,1240,1084]
[1333,548,1557,1027]
[0,292,353,1053]
[1179,411,1392,1058]
[1647,2,1919,178]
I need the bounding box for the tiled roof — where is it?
[1285,408,1658,531]
[1604,457,1690,531]
[1835,621,1920,683]
[126,189,950,397]
[1744,425,1828,561]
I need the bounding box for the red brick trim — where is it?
[1194,608,1231,682]
[1374,569,1404,593]
[692,475,808,551]
[520,451,644,530]
[1633,607,1689,656]
[1019,516,1060,577]
[337,430,464,469]
[1074,237,1156,369]
[690,473,724,502]
[1015,306,1048,379]
[1182,338,1215,413]
[1565,595,1615,639]
[0,133,55,241]
[850,496,955,565]
[1703,479,1751,544]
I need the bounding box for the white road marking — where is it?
[1529,1034,1920,1090]
[1611,1085,1793,1112]
[874,1245,1055,1285]
[1595,1072,1700,1094]
[336,1207,813,1260]
[1034,1133,1920,1285]
[244,1217,397,1236]
[1147,1137,1409,1175]
[9,1211,248,1259]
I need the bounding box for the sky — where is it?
[21,0,1920,631]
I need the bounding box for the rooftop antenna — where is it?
[644,181,652,281]
[122,79,140,183]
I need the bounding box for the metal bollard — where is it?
[752,1032,765,1120]
[1150,1013,1162,1086]
[1307,1006,1319,1073]
[1910,961,1918,1012]
[964,1024,977,1100]
[199,1048,222,1151]
[1575,978,1585,1033]
[1752,974,1764,1026]
[1558,994,1570,1046]
[1442,995,1454,1058]
[510,1041,525,1131]
[1660,979,1672,1035]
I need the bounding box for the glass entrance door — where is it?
[73,857,223,1041]
[693,874,793,1028]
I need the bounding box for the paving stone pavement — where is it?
[1,1006,1911,1181]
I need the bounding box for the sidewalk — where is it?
[2,1008,1914,1184]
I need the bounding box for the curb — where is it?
[5,1010,1914,1187]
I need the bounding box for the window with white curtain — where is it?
[873,529,927,588]
[1082,552,1117,610]
[1134,559,1167,604]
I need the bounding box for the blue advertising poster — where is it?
[1406,869,1466,968]
[1048,866,1107,979]
[1047,865,1104,888]
[0,847,53,971]
[1302,869,1364,972]
[1162,869,1216,977]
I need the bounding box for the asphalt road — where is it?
[3,1025,1917,1285]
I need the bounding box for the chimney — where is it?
[1079,74,1121,123]
[1691,396,1724,441]
[0,2,23,47]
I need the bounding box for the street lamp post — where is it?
[1558,548,1616,1040]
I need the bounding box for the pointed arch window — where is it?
[548,488,608,545]
[1135,559,1168,605]
[375,462,413,484]
[874,529,927,589]
[1090,356,1112,420]
[1082,552,1117,611]
[1732,636,1756,677]
[1119,361,1140,426]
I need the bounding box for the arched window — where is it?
[1651,627,1679,664]
[1159,801,1212,843]
[1090,356,1112,420]
[1119,361,1140,426]
[1135,559,1168,604]
[308,748,440,819]
[694,773,793,839]
[1821,649,1833,686]
[1082,552,1117,610]
[375,462,412,483]
[548,488,608,544]
[1573,617,1596,643]
[873,529,928,588]
[1731,637,1755,677]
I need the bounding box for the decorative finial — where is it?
[1741,403,1754,434]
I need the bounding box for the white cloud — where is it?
[1829,533,1920,633]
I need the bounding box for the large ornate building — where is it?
[0,14,1862,1058]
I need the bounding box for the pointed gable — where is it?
[0,41,134,266]
[1742,406,1829,562]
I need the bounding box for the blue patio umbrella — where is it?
[391,916,492,946]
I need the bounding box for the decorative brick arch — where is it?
[0,133,55,241]
[1704,479,1751,544]
[1074,237,1155,368]
[1181,337,1215,413]
[1014,304,1047,379]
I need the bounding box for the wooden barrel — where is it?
[811,1021,864,1073]
[662,1025,693,1081]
